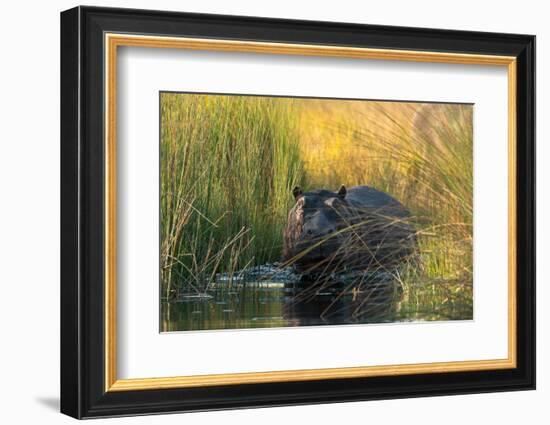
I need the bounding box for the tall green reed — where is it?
[160,93,304,297]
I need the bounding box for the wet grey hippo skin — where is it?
[282,185,416,275]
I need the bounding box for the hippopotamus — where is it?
[282,185,416,276]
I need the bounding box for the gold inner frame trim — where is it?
[104,33,518,392]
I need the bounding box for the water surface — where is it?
[161,272,472,332]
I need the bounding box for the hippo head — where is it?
[282,185,350,272]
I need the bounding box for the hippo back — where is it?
[345,186,411,218]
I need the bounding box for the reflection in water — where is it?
[161,264,473,332]
[161,280,468,332]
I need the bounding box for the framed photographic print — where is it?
[60,6,535,419]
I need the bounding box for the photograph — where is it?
[160,93,474,332]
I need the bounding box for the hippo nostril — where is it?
[306,230,313,235]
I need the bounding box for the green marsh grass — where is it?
[160,93,304,298]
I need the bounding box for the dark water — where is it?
[162,282,397,332]
[161,267,472,332]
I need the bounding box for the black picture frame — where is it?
[61,5,535,419]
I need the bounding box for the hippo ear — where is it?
[292,186,303,200]
[337,185,347,199]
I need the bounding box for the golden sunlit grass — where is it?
[295,99,473,319]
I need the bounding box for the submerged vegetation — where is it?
[160,93,473,327]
